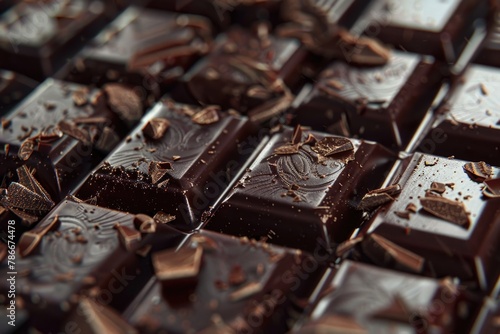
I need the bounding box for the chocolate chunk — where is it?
[420,197,470,229]
[152,246,203,286]
[104,83,143,125]
[430,182,447,194]
[206,127,395,251]
[228,281,263,302]
[57,121,91,144]
[133,214,157,233]
[153,211,176,224]
[142,118,170,140]
[358,184,401,211]
[148,161,172,185]
[191,106,220,125]
[483,178,500,198]
[18,215,60,257]
[114,223,141,251]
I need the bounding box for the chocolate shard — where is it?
[483,178,500,198]
[152,246,203,286]
[363,234,425,273]
[337,29,391,66]
[18,215,60,257]
[335,236,363,257]
[358,184,401,210]
[5,182,54,212]
[114,223,141,251]
[311,137,354,157]
[58,120,91,144]
[142,118,170,140]
[228,265,246,286]
[298,315,368,334]
[420,197,470,228]
[228,282,263,302]
[77,297,138,334]
[16,165,52,201]
[103,83,143,124]
[133,214,157,233]
[291,125,303,145]
[191,106,220,125]
[274,143,300,155]
[8,207,39,225]
[371,295,412,323]
[148,161,172,185]
[430,182,447,194]
[463,161,493,181]
[18,139,35,160]
[153,211,176,224]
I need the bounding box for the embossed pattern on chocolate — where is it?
[74,100,256,231]
[205,126,395,251]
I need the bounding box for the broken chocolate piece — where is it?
[228,282,263,302]
[142,118,170,140]
[152,246,203,286]
[483,178,500,198]
[148,161,172,185]
[463,161,493,181]
[18,215,60,257]
[430,182,446,194]
[420,197,470,228]
[358,184,401,211]
[311,137,354,157]
[133,214,157,234]
[104,83,143,124]
[191,106,220,125]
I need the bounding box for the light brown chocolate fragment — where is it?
[463,161,493,181]
[312,137,354,157]
[229,282,263,302]
[133,214,156,233]
[152,246,203,286]
[420,197,470,228]
[430,182,446,194]
[18,215,60,257]
[142,118,170,140]
[274,143,300,155]
[191,106,220,125]
[114,223,141,251]
[148,161,172,185]
[358,184,401,211]
[104,83,143,124]
[76,297,138,333]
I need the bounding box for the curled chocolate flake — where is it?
[274,143,300,155]
[18,215,60,257]
[420,197,470,228]
[483,178,500,198]
[133,214,157,233]
[363,234,424,273]
[142,117,170,140]
[148,161,172,185]
[153,246,203,286]
[430,182,446,194]
[191,106,220,125]
[103,83,143,124]
[463,161,493,181]
[114,223,141,251]
[18,139,35,160]
[312,137,354,157]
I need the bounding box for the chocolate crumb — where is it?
[142,118,170,140]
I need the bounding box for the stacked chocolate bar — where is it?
[0,0,499,333]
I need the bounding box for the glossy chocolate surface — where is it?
[178,25,306,114]
[0,0,108,79]
[126,230,325,333]
[0,200,185,331]
[0,70,38,116]
[292,51,442,149]
[363,0,487,62]
[205,126,395,252]
[64,7,212,92]
[354,153,500,292]
[75,100,256,231]
[296,261,478,334]
[418,65,500,165]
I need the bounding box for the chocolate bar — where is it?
[63,7,213,93]
[0,0,108,80]
[349,152,500,292]
[0,200,186,332]
[295,261,479,333]
[417,64,500,165]
[291,51,443,149]
[75,100,256,231]
[205,126,396,251]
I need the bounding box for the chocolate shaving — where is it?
[153,246,203,285]
[300,315,367,334]
[114,223,141,251]
[142,118,170,140]
[483,178,500,198]
[394,210,411,219]
[133,214,156,233]
[148,161,172,185]
[229,282,263,302]
[58,120,90,144]
[103,83,143,124]
[18,139,35,160]
[463,161,493,181]
[291,125,303,145]
[420,197,470,228]
[337,29,391,66]
[406,203,417,213]
[274,143,300,155]
[72,88,88,106]
[430,182,446,194]
[358,184,401,211]
[363,234,424,273]
[311,137,354,157]
[191,106,220,125]
[18,215,60,257]
[153,211,176,224]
